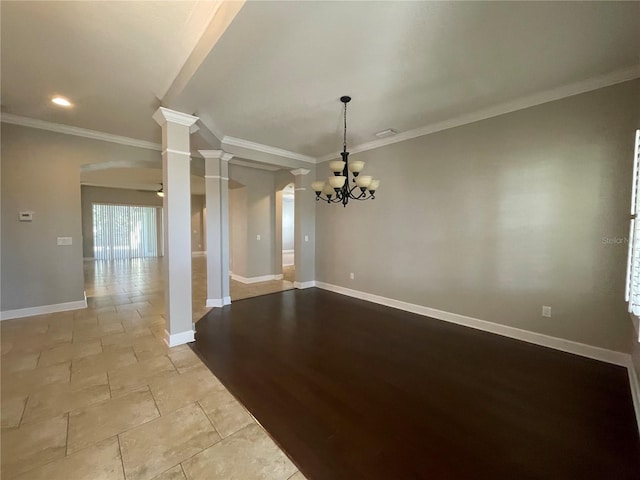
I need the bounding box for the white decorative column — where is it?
[201,150,233,307]
[152,107,198,347]
[291,168,316,288]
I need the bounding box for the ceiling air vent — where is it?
[375,129,397,139]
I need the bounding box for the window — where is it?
[92,203,160,260]
[625,130,640,318]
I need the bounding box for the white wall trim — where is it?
[290,168,311,176]
[628,361,640,435]
[317,65,640,162]
[191,251,207,256]
[222,136,316,164]
[314,281,630,366]
[0,297,88,321]
[294,281,317,289]
[231,273,283,284]
[206,298,223,308]
[223,296,232,306]
[164,329,195,347]
[282,249,295,254]
[1,113,162,151]
[204,175,229,181]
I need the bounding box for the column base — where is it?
[294,281,316,289]
[223,296,232,305]
[206,297,232,307]
[164,329,195,347]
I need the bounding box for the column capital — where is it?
[153,107,199,127]
[290,168,311,176]
[199,150,234,161]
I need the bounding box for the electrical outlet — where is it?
[349,272,355,280]
[542,306,551,317]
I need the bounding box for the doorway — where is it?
[281,183,295,282]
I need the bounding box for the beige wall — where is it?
[1,123,159,311]
[316,80,640,353]
[229,185,248,277]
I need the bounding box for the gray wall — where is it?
[229,185,248,277]
[191,194,206,253]
[1,123,159,311]
[316,80,640,353]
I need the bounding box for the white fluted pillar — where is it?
[152,107,198,347]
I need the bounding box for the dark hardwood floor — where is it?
[192,288,640,480]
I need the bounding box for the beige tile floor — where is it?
[1,257,305,480]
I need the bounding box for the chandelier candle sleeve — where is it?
[312,95,380,206]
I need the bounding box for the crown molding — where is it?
[1,113,162,151]
[153,107,199,127]
[229,158,281,171]
[222,136,317,164]
[199,149,233,161]
[317,65,640,162]
[290,168,311,176]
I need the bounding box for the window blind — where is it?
[93,203,159,260]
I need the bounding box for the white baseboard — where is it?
[1,296,88,321]
[223,296,231,305]
[164,329,195,347]
[314,281,630,367]
[206,298,223,308]
[231,273,283,284]
[294,281,316,289]
[191,251,207,256]
[629,361,640,435]
[282,249,294,254]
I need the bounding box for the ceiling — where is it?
[2,1,639,163]
[1,0,222,143]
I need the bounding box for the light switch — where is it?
[57,237,72,246]
[304,235,309,242]
[256,234,261,241]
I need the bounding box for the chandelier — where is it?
[311,96,379,206]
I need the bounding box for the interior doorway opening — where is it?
[281,183,295,282]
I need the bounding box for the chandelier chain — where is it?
[343,101,347,152]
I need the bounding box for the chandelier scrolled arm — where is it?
[311,96,380,207]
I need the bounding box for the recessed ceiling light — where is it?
[51,96,72,107]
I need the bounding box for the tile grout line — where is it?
[197,400,222,440]
[116,434,128,479]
